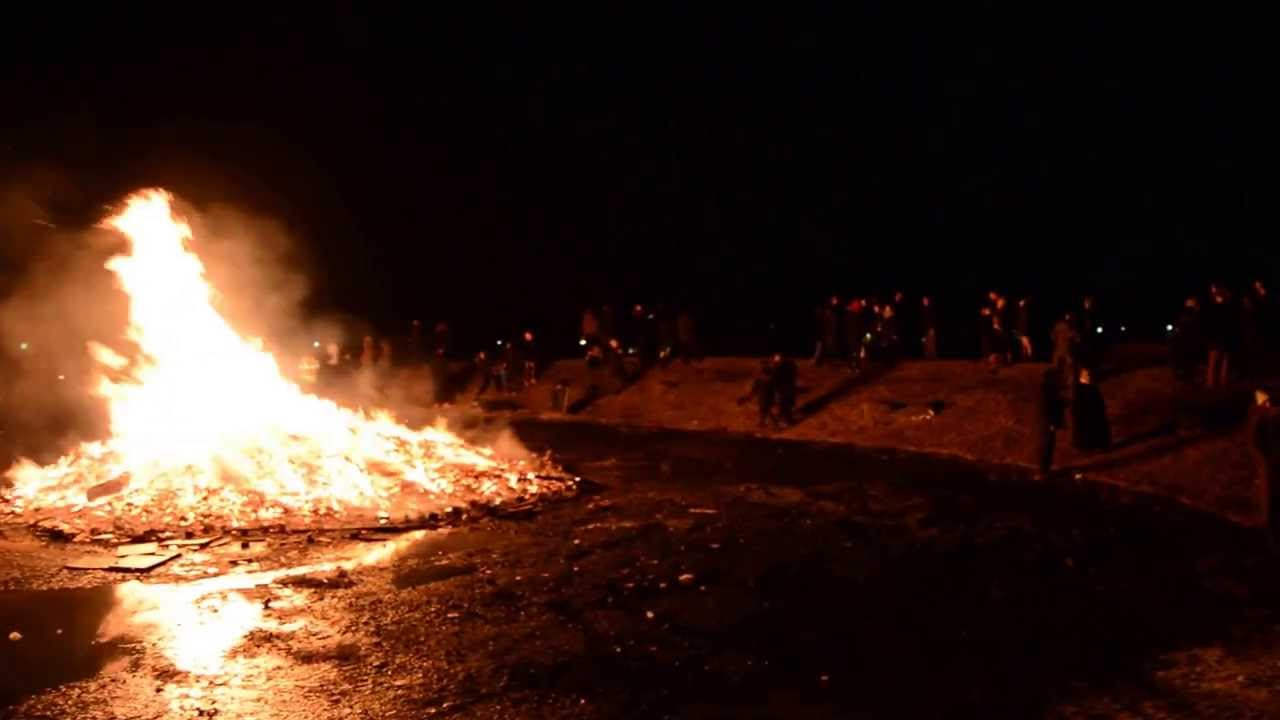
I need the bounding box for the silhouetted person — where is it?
[630,304,658,369]
[1052,313,1079,392]
[676,309,699,362]
[879,304,900,362]
[815,296,842,365]
[742,359,776,428]
[519,330,539,386]
[1014,298,1033,361]
[406,319,424,365]
[474,350,505,397]
[360,335,377,370]
[1248,389,1280,535]
[978,306,993,361]
[920,296,938,359]
[845,298,867,370]
[1071,368,1112,452]
[993,297,1012,365]
[600,305,618,344]
[582,307,601,347]
[377,338,394,373]
[1242,281,1270,379]
[656,305,677,364]
[605,338,628,383]
[431,322,451,358]
[1171,297,1204,384]
[1205,284,1235,388]
[1035,368,1066,480]
[771,353,797,427]
[1077,296,1102,368]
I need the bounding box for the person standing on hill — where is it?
[845,298,867,371]
[1248,389,1280,539]
[676,309,700,362]
[1171,297,1204,384]
[1052,313,1079,390]
[979,306,993,361]
[1071,367,1112,452]
[1205,284,1235,389]
[772,353,798,427]
[1035,367,1066,480]
[815,296,842,365]
[1014,298,1033,361]
[921,296,938,359]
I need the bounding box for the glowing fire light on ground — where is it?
[101,531,430,675]
[2,190,561,529]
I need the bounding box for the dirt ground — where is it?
[524,349,1261,525]
[5,423,1280,719]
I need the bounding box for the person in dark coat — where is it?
[1076,296,1102,369]
[1205,284,1235,388]
[676,309,699,362]
[1052,313,1079,394]
[814,296,843,365]
[630,304,658,369]
[771,353,798,427]
[1014,298,1033,361]
[519,330,540,387]
[1071,367,1112,452]
[845,298,867,371]
[1241,281,1270,379]
[1171,297,1204,385]
[979,306,993,361]
[879,304,901,362]
[406,319,425,365]
[599,305,617,344]
[741,359,776,428]
[1248,389,1280,536]
[582,307,601,348]
[655,305,677,365]
[920,296,938,359]
[1035,367,1066,480]
[987,312,1010,370]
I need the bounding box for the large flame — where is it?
[2,190,555,529]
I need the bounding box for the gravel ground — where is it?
[5,423,1280,719]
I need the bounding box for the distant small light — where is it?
[578,338,587,346]
[1120,326,1127,333]
[312,340,321,349]
[496,340,504,346]
[57,374,65,381]
[1166,323,1174,332]
[1096,326,1103,334]
[19,341,29,351]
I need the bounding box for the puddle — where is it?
[0,585,123,707]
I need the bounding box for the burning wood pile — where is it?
[1,190,571,537]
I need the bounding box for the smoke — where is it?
[0,184,489,469]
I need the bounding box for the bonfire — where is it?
[2,190,565,534]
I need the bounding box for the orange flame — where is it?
[3,190,555,528]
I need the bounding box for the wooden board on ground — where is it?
[110,553,179,571]
[65,555,116,570]
[161,536,219,548]
[116,542,160,556]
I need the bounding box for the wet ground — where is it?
[5,420,1280,718]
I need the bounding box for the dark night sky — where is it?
[0,6,1269,354]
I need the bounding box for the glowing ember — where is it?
[2,190,560,529]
